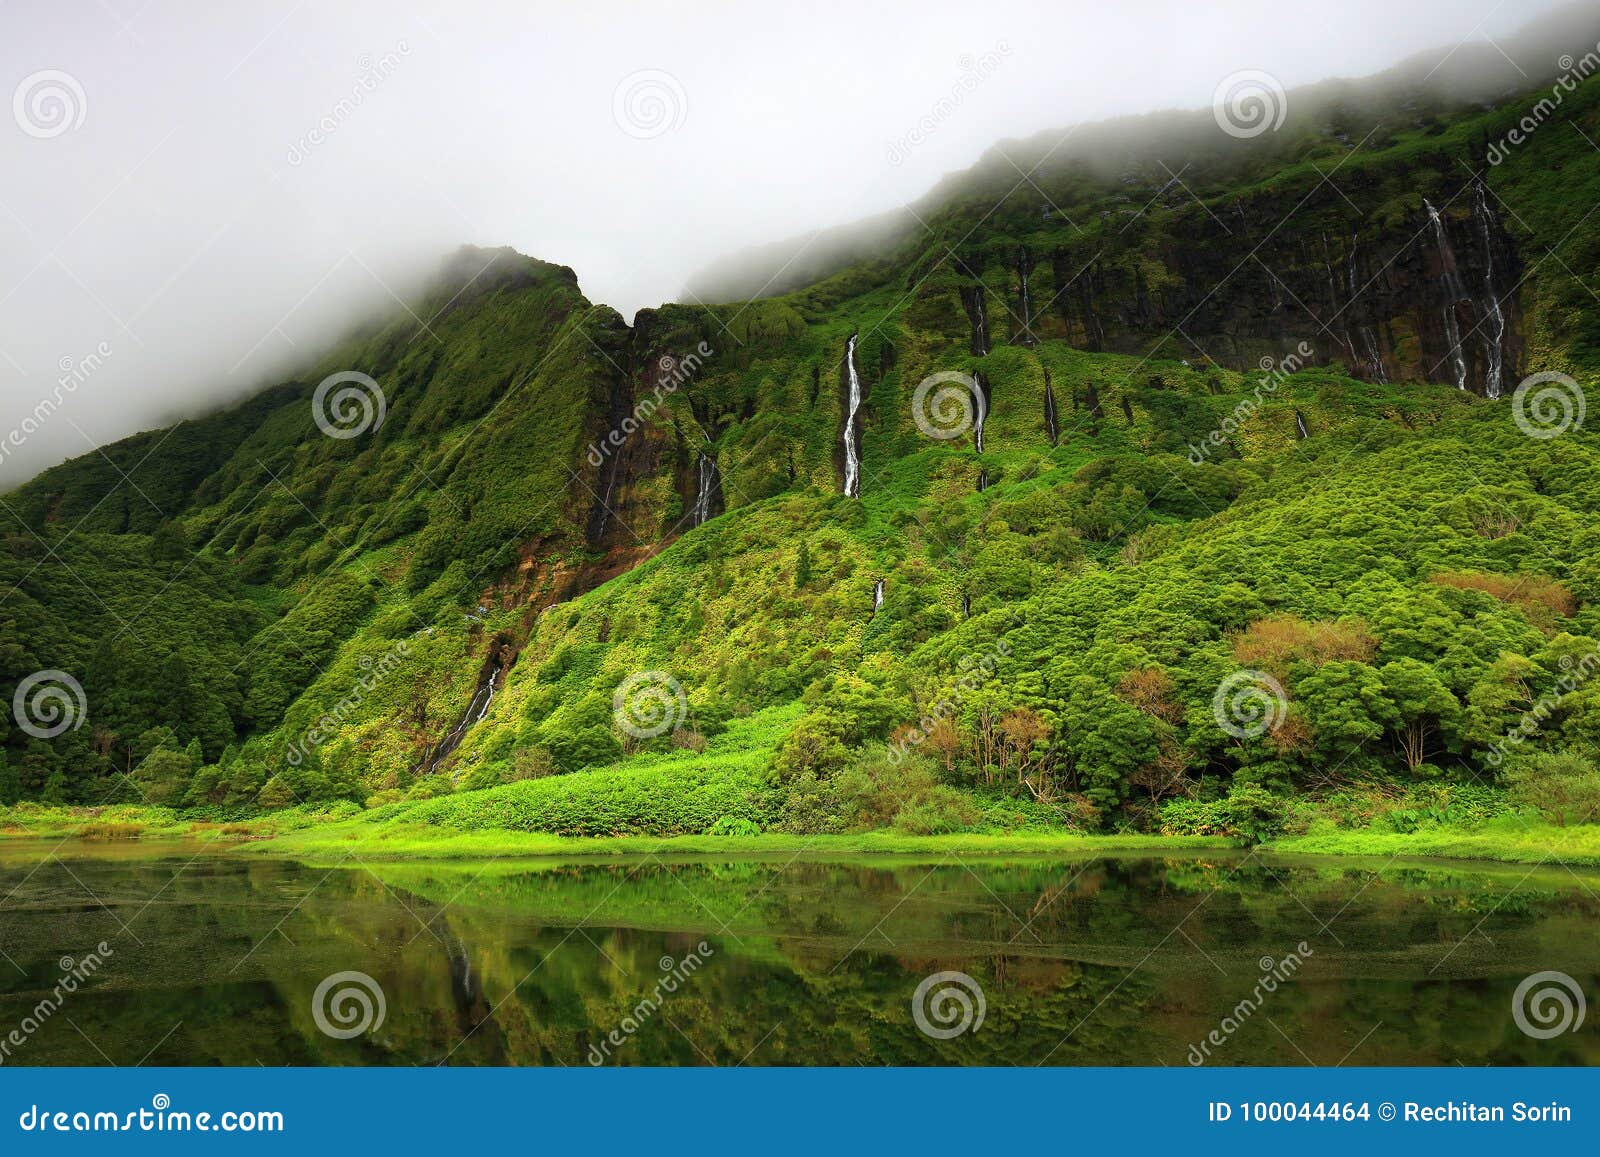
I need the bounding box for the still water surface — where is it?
[1,843,1596,1065]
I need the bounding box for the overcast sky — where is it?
[0,0,1573,486]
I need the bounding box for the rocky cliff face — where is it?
[948,177,1526,396]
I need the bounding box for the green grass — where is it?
[251,824,1230,862]
[1272,821,1600,867]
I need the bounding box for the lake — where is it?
[0,842,1596,1066]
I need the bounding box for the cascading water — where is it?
[1294,410,1310,440]
[976,469,988,493]
[692,452,718,527]
[1347,237,1387,382]
[872,579,885,616]
[422,650,509,773]
[1015,249,1037,346]
[1473,182,1509,399]
[841,335,863,498]
[1043,371,1059,446]
[973,372,988,454]
[961,593,972,618]
[960,286,990,356]
[1425,199,1470,391]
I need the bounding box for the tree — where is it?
[1380,659,1461,772]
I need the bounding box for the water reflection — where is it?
[0,845,1596,1066]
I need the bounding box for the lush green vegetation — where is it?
[5,40,1600,857]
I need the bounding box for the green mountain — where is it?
[6,5,1600,839]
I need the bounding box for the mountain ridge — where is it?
[5,6,1600,842]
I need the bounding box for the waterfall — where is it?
[872,579,885,615]
[961,286,990,356]
[962,593,971,618]
[1294,410,1309,440]
[1043,371,1059,446]
[1425,199,1469,391]
[1347,237,1387,382]
[841,335,863,498]
[1473,182,1509,399]
[1015,249,1037,346]
[1360,328,1387,383]
[976,469,988,493]
[692,453,718,527]
[973,372,989,454]
[422,651,508,773]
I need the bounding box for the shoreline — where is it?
[7,815,1600,871]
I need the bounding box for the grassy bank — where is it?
[1271,823,1600,867]
[8,791,1600,869]
[247,822,1231,861]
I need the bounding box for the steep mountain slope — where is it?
[6,8,1600,835]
